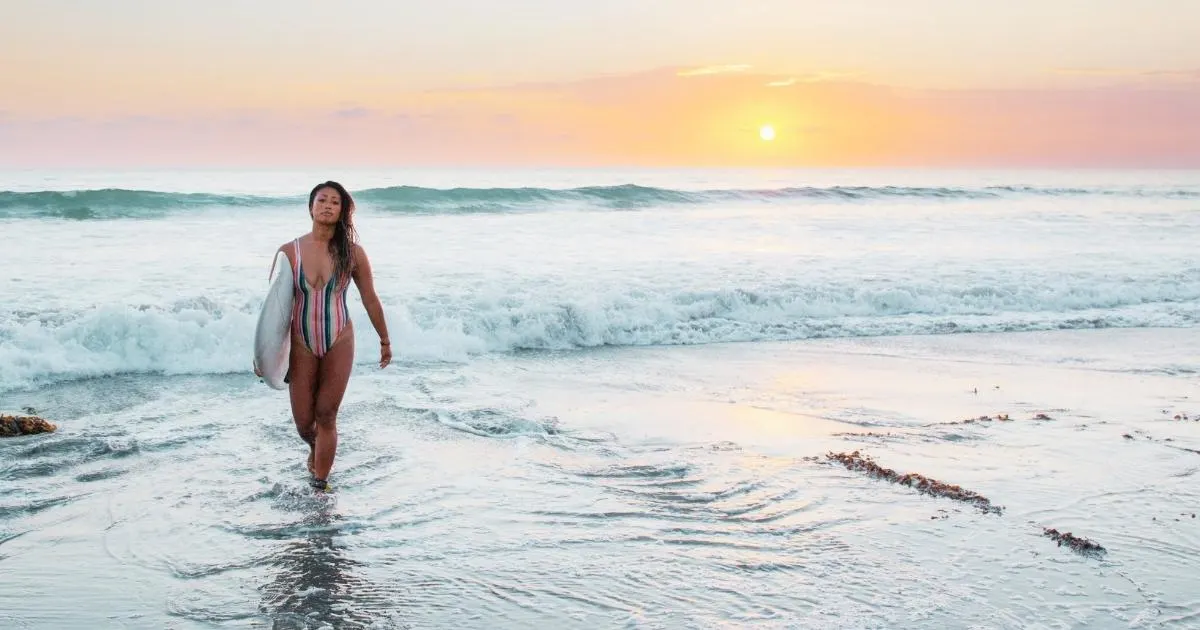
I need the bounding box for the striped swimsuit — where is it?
[291,239,351,358]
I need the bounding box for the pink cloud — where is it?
[1,69,1197,168]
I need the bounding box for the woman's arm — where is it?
[352,244,392,367]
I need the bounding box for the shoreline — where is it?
[2,326,1197,627]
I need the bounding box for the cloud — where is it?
[765,71,863,87]
[1142,69,1200,80]
[331,107,373,119]
[1,67,1198,168]
[1052,67,1142,77]
[676,64,752,77]
[1049,67,1200,83]
[100,115,172,127]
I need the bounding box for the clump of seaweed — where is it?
[937,412,1059,427]
[1121,430,1200,456]
[1042,527,1106,557]
[826,450,1003,515]
[0,414,58,437]
[954,413,1010,425]
[831,431,896,438]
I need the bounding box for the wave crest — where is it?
[3,183,1197,219]
[4,274,1199,391]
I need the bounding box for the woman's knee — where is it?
[314,406,339,430]
[296,422,316,440]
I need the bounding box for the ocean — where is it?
[2,167,1198,628]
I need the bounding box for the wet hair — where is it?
[308,180,358,283]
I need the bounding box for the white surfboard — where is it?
[254,251,294,390]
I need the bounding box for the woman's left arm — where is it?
[352,244,392,368]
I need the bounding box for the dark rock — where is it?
[0,414,58,437]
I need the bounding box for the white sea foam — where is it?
[2,272,1198,390]
[2,168,1198,391]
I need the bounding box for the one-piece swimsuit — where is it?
[290,238,350,358]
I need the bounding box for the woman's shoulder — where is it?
[276,234,311,251]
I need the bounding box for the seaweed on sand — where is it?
[825,450,1003,515]
[948,414,1012,425]
[1042,527,1107,557]
[831,431,896,438]
[934,412,1058,427]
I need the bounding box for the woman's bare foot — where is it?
[307,448,316,475]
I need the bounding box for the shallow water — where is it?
[3,329,1198,628]
[3,167,1199,627]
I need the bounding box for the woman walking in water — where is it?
[262,181,392,491]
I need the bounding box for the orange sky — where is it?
[1,2,1197,168]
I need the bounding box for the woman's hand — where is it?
[380,341,393,369]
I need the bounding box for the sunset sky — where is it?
[2,0,1198,168]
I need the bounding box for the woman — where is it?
[264,181,392,491]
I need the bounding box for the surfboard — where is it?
[254,250,294,390]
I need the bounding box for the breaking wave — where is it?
[3,183,1197,219]
[4,273,1200,391]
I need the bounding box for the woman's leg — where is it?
[311,328,355,482]
[288,338,321,473]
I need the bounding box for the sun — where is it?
[758,125,776,141]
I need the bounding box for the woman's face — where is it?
[310,187,342,224]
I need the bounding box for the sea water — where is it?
[1,168,1198,628]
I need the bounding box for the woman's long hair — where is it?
[309,180,358,284]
